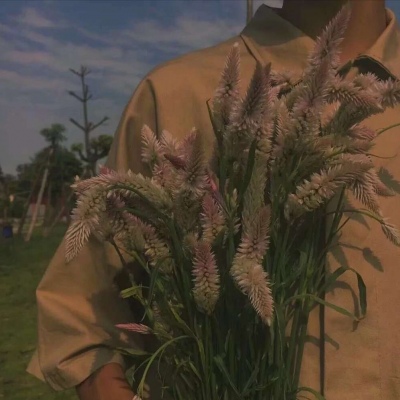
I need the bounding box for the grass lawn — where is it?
[0,225,77,400]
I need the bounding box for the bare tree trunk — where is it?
[89,160,96,177]
[69,66,109,177]
[25,150,53,242]
[247,0,254,24]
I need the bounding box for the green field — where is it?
[0,225,77,400]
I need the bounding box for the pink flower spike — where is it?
[192,241,220,314]
[207,170,219,193]
[115,323,152,334]
[164,153,187,170]
[99,165,115,175]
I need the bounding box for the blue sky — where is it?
[1,0,399,174]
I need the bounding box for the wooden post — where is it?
[45,190,73,236]
[24,149,53,242]
[41,181,53,235]
[246,0,254,24]
[17,162,45,236]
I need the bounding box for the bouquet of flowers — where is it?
[66,6,400,400]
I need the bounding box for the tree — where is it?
[0,165,4,192]
[37,124,68,230]
[71,134,113,167]
[40,123,66,148]
[16,146,83,210]
[14,160,44,236]
[18,147,83,203]
[69,66,113,176]
[0,165,18,223]
[0,165,9,222]
[16,136,83,238]
[24,148,52,242]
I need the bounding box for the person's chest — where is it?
[312,104,400,398]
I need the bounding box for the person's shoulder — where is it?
[143,35,249,94]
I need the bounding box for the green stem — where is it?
[207,317,217,399]
[269,221,291,399]
[377,122,400,136]
[286,304,301,379]
[293,307,309,387]
[326,207,385,225]
[137,336,190,397]
[204,319,211,400]
[272,307,285,400]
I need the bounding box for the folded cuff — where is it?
[27,347,126,391]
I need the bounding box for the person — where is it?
[28,0,400,399]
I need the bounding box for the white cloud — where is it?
[5,49,55,68]
[21,30,59,47]
[0,68,70,93]
[0,22,15,35]
[121,16,244,51]
[15,7,57,29]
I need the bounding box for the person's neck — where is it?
[278,0,387,63]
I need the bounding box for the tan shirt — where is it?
[28,5,400,399]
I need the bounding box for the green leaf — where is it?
[219,154,227,199]
[238,139,257,203]
[196,339,207,375]
[297,386,326,400]
[187,360,202,382]
[171,359,197,394]
[122,206,160,227]
[214,356,242,399]
[273,303,286,374]
[285,294,359,321]
[120,285,144,300]
[315,298,358,321]
[179,371,196,392]
[136,336,190,397]
[354,269,367,317]
[320,266,367,317]
[116,184,172,222]
[168,303,195,337]
[206,98,223,149]
[320,266,347,291]
[147,263,161,304]
[224,330,231,354]
[212,227,227,249]
[241,357,260,396]
[173,382,185,400]
[116,347,150,358]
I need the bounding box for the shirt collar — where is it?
[240,4,400,81]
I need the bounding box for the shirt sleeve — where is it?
[27,77,159,391]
